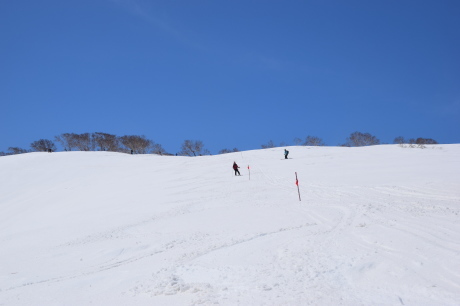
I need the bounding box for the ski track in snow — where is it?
[0,145,459,305]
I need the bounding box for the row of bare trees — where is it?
[260,132,438,148]
[393,136,438,145]
[54,133,166,154]
[1,131,439,156]
[1,132,214,157]
[1,133,166,156]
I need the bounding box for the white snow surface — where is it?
[1,145,459,305]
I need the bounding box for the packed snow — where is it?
[1,145,459,305]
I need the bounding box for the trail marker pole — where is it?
[295,172,301,201]
[248,165,251,180]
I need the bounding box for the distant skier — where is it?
[233,162,241,176]
[284,149,289,159]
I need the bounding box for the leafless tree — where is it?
[55,133,79,151]
[218,148,239,154]
[93,132,119,151]
[343,132,380,147]
[303,136,325,146]
[179,140,209,156]
[404,137,438,149]
[406,138,417,148]
[8,147,29,154]
[261,140,276,149]
[73,133,94,151]
[151,143,166,155]
[415,138,438,145]
[293,138,302,145]
[393,136,406,144]
[119,135,153,154]
[30,139,56,152]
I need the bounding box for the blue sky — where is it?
[1,0,459,154]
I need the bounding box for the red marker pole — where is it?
[295,172,301,201]
[248,165,251,180]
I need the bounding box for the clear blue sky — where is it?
[1,0,459,154]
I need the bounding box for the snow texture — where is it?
[1,145,459,305]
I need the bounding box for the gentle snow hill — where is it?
[0,145,459,306]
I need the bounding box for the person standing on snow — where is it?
[284,149,289,159]
[233,162,241,176]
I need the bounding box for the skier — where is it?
[233,162,241,176]
[284,149,289,159]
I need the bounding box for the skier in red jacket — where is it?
[233,162,241,176]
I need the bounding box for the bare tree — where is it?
[393,136,406,144]
[415,138,438,145]
[31,139,56,152]
[73,133,94,151]
[179,140,209,156]
[54,133,95,151]
[119,135,153,154]
[304,136,325,146]
[93,132,119,151]
[218,148,239,154]
[261,140,276,149]
[8,147,29,154]
[293,138,302,145]
[151,143,166,155]
[405,138,417,148]
[404,137,438,149]
[343,132,380,147]
[55,133,79,151]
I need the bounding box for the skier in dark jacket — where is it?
[284,149,289,159]
[233,162,241,176]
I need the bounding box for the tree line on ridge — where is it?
[1,131,438,157]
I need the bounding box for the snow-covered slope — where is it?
[1,145,459,305]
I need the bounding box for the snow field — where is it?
[0,145,459,305]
